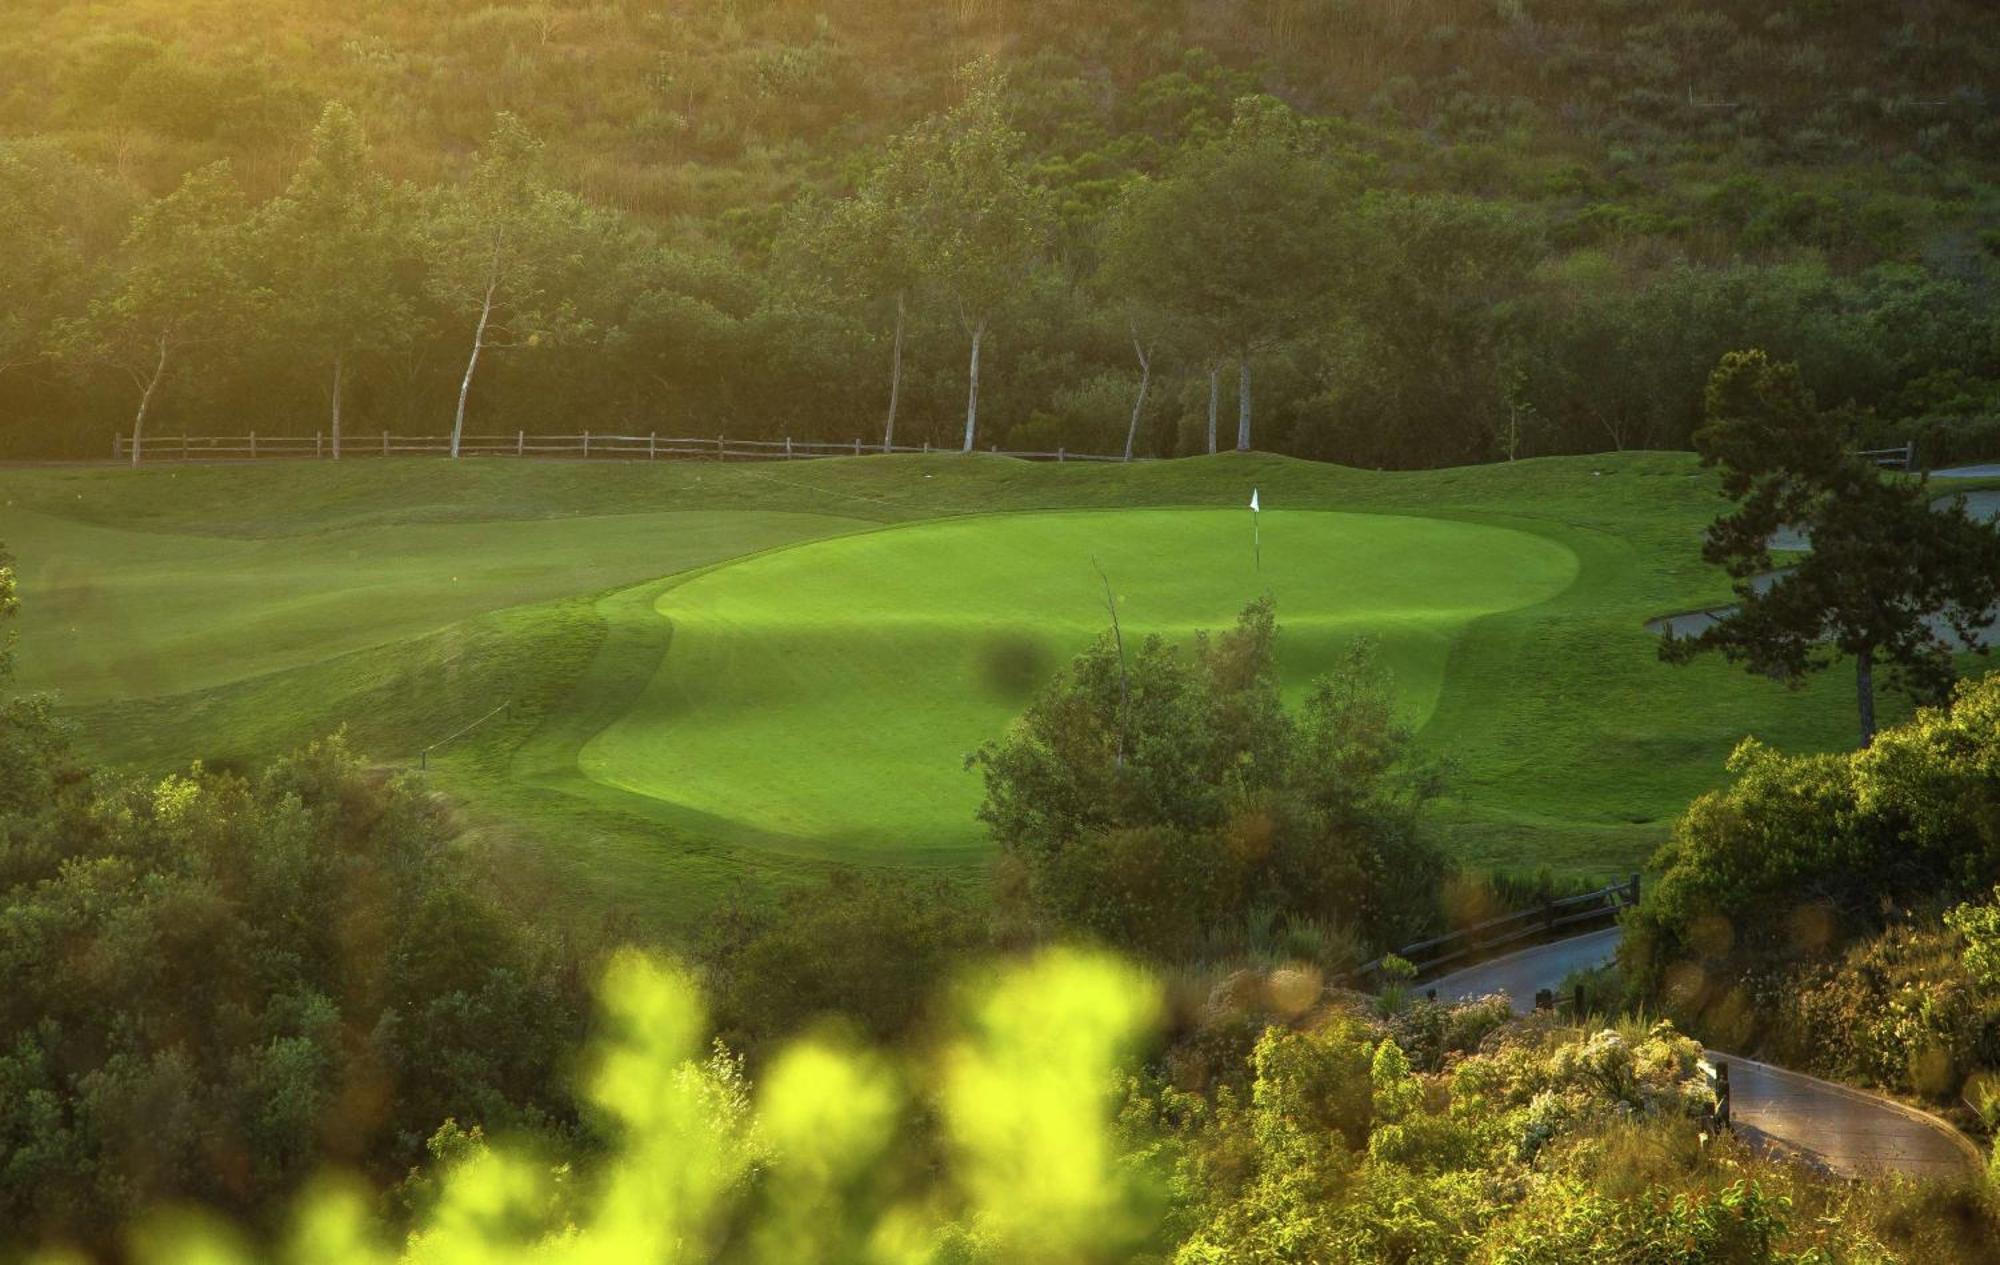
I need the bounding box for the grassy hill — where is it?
[4,450,1959,931]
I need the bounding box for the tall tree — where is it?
[776,174,923,452]
[426,113,579,458]
[255,103,416,459]
[1662,350,2000,745]
[894,65,1053,454]
[56,162,256,466]
[1094,97,1345,453]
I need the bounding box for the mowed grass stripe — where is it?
[579,510,1579,856]
[0,507,867,702]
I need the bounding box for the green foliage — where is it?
[2,1,1999,463]
[1663,350,2000,744]
[699,872,991,1059]
[1627,673,2000,1054]
[0,731,587,1250]
[974,598,1446,961]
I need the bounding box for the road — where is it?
[1425,927,1983,1179]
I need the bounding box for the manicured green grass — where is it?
[580,509,1577,861]
[1,452,1976,931]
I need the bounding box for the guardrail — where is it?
[112,431,1138,465]
[1347,873,1641,987]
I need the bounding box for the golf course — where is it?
[0,450,1964,928]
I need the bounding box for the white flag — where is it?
[1249,488,1260,512]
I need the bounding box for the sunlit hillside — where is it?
[2,0,1996,462]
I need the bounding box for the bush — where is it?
[971,599,1447,964]
[0,736,588,1249]
[698,870,991,1059]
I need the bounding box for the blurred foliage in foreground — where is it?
[25,948,2000,1264]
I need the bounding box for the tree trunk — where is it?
[1236,355,1252,453]
[131,335,169,467]
[884,289,905,453]
[1124,325,1151,463]
[330,351,345,461]
[1207,366,1219,455]
[1856,645,1877,748]
[452,282,497,460]
[961,318,986,454]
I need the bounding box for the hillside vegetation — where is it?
[2,0,1997,465]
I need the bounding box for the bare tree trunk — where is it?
[961,317,986,454]
[1856,645,1877,748]
[1123,324,1152,463]
[131,335,168,467]
[1207,365,1219,455]
[884,290,905,452]
[330,351,344,461]
[1236,355,1252,453]
[452,282,497,459]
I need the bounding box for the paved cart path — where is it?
[1645,488,2000,643]
[1426,928,1983,1179]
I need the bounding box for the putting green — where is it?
[579,509,1579,859]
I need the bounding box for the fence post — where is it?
[316,431,323,459]
[583,430,591,458]
[649,432,657,461]
[1057,446,1066,463]
[517,430,525,456]
[785,436,793,459]
[1905,440,1917,472]
[923,440,930,454]
[1534,989,1553,1012]
[382,430,389,457]
[1630,873,1641,907]
[716,434,725,461]
[1573,984,1585,1017]
[1714,1061,1731,1129]
[853,437,862,455]
[249,431,257,459]
[1544,899,1557,934]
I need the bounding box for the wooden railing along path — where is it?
[1346,873,1642,988]
[114,431,1135,464]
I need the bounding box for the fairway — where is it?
[5,452,1983,928]
[580,510,1578,856]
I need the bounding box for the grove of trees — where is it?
[4,0,2000,466]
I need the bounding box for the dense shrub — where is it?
[1625,673,2000,1070]
[972,598,1447,964]
[0,731,589,1248]
[697,870,990,1059]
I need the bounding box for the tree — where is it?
[426,114,581,458]
[971,599,1444,956]
[1097,98,1346,453]
[776,172,924,452]
[255,103,417,459]
[892,65,1054,454]
[0,144,107,384]
[55,163,257,465]
[1662,350,2000,745]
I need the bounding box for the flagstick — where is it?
[1253,509,1261,572]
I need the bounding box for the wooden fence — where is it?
[1348,873,1642,987]
[113,430,1136,465]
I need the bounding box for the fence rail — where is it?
[113,430,1137,465]
[1346,873,1642,987]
